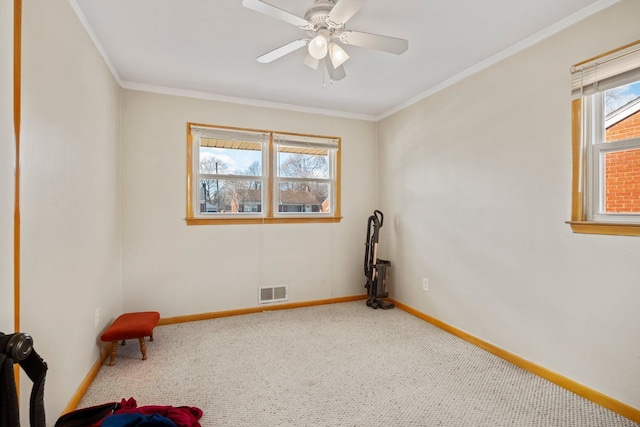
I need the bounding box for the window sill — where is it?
[566,221,640,236]
[186,216,343,226]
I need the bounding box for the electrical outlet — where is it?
[422,278,429,291]
[94,308,100,328]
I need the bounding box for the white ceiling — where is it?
[72,0,617,120]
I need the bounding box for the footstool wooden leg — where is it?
[139,337,147,361]
[150,333,154,342]
[109,341,117,366]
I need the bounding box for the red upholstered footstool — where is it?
[100,311,160,366]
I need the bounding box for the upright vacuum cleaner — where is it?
[364,210,394,310]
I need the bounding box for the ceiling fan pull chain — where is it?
[323,64,326,89]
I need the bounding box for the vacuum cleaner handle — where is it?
[364,215,374,276]
[373,210,383,228]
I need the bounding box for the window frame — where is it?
[272,133,337,218]
[186,123,342,225]
[194,126,267,217]
[568,41,640,236]
[585,93,640,223]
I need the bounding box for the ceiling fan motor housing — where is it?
[304,0,342,34]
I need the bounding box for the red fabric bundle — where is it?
[115,398,203,427]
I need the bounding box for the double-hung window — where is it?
[187,123,341,225]
[193,125,267,215]
[569,41,640,236]
[274,133,338,215]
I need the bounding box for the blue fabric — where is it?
[101,413,177,427]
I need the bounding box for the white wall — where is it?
[0,0,14,334]
[12,0,638,421]
[377,0,640,409]
[20,0,122,421]
[120,90,378,316]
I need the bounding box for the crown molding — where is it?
[376,0,622,121]
[120,81,377,121]
[68,0,122,86]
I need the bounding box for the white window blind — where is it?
[571,41,640,98]
[273,133,339,150]
[190,125,268,143]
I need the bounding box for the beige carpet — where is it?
[79,302,639,426]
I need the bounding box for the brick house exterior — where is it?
[604,97,640,213]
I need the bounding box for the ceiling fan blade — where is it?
[257,39,308,63]
[324,57,346,81]
[332,65,347,81]
[243,0,312,29]
[339,30,408,54]
[303,54,320,70]
[328,0,368,25]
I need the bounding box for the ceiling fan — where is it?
[242,0,409,81]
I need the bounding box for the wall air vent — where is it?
[259,285,288,304]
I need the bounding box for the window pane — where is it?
[278,182,330,213]
[278,147,329,179]
[200,144,262,176]
[199,179,262,213]
[604,148,640,213]
[604,80,640,143]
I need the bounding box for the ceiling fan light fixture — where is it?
[308,30,329,59]
[329,42,349,68]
